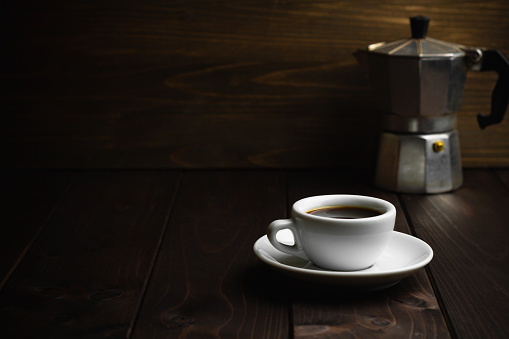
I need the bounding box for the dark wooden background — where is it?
[1,0,508,169]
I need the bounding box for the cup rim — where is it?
[292,194,395,222]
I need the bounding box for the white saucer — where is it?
[253,231,433,290]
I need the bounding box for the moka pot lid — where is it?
[367,16,465,58]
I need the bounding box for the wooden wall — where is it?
[1,0,508,169]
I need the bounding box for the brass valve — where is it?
[432,140,445,152]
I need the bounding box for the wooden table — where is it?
[1,169,508,338]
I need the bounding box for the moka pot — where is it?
[355,16,509,193]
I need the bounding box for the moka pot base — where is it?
[375,130,463,194]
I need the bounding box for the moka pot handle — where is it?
[475,49,509,129]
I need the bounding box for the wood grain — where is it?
[0,170,77,289]
[1,0,508,169]
[496,169,509,188]
[401,169,509,338]
[0,171,182,338]
[287,170,450,338]
[130,171,290,338]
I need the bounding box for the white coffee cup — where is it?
[267,195,396,271]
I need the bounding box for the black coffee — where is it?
[307,206,382,219]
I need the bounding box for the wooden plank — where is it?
[0,170,77,289]
[130,171,290,338]
[496,169,509,189]
[287,170,450,338]
[0,171,182,338]
[1,1,508,169]
[401,169,509,338]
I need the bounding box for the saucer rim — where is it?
[253,231,433,278]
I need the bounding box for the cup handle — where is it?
[267,219,309,260]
